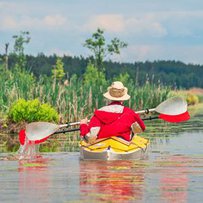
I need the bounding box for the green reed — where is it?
[0,68,170,122]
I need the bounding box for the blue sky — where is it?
[1,0,203,64]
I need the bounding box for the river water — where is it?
[0,115,203,203]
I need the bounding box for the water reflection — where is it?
[0,145,202,203]
[18,157,51,203]
[80,160,145,202]
[158,155,190,203]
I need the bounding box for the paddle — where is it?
[21,97,190,143]
[25,112,188,137]
[31,116,167,135]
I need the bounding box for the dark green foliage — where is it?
[3,53,203,88]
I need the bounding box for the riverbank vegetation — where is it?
[0,63,170,126]
[0,29,203,152]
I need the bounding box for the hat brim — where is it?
[103,92,130,101]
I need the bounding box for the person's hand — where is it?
[131,122,143,134]
[80,117,88,124]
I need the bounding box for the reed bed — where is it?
[0,68,171,152]
[0,68,170,122]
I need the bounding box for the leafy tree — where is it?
[83,63,106,87]
[12,31,30,70]
[84,28,127,71]
[113,72,132,85]
[83,63,107,109]
[52,57,65,81]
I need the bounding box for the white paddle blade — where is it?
[26,122,59,141]
[155,97,187,115]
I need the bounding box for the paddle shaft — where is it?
[54,116,159,134]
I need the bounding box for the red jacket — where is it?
[80,102,145,141]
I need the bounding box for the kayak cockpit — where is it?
[80,135,150,160]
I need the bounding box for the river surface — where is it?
[0,115,203,203]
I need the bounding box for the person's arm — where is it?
[131,113,146,134]
[80,117,89,136]
[80,116,101,144]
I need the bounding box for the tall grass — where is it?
[0,67,170,123]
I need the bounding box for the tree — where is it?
[12,31,30,70]
[83,63,106,87]
[52,57,65,81]
[4,43,9,70]
[83,63,107,109]
[113,72,132,86]
[84,28,127,71]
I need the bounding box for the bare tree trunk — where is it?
[4,43,9,70]
[135,66,139,86]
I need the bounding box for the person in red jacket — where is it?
[80,81,145,143]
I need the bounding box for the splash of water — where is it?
[18,136,40,160]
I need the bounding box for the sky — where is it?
[1,0,203,65]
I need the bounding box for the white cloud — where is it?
[84,14,167,37]
[43,15,67,27]
[112,44,154,62]
[0,2,18,10]
[0,16,17,29]
[0,15,68,30]
[84,14,125,32]
[136,11,203,37]
[125,15,167,37]
[115,44,203,64]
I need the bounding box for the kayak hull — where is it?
[80,135,149,160]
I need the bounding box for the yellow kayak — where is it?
[80,135,150,160]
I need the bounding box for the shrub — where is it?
[8,98,59,123]
[186,94,199,105]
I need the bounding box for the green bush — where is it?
[186,94,199,105]
[8,98,59,123]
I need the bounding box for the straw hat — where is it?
[103,81,130,101]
